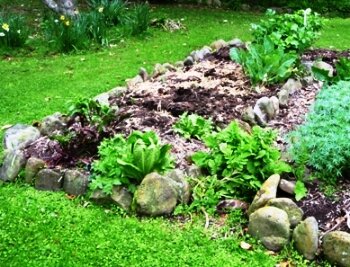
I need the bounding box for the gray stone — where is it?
[39,112,67,137]
[111,186,133,211]
[164,169,190,204]
[25,157,46,184]
[4,124,41,151]
[278,89,289,108]
[174,61,184,68]
[323,231,350,267]
[94,92,111,107]
[249,206,290,251]
[94,87,126,108]
[0,150,26,182]
[210,39,227,51]
[267,198,303,227]
[139,67,148,82]
[302,75,314,86]
[248,174,280,215]
[279,179,296,195]
[185,165,203,178]
[35,169,63,191]
[242,106,256,125]
[153,63,168,77]
[254,96,278,125]
[184,56,194,66]
[90,189,112,205]
[281,78,302,95]
[228,38,244,47]
[63,169,89,195]
[135,172,178,216]
[270,96,280,116]
[313,61,334,77]
[126,75,143,89]
[162,63,177,72]
[293,217,319,260]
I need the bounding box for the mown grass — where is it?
[0,3,349,266]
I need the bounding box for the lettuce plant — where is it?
[90,131,174,193]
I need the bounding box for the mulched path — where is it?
[24,46,350,233]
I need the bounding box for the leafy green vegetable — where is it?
[173,112,214,140]
[192,121,291,197]
[90,131,174,194]
[230,37,298,85]
[294,180,308,201]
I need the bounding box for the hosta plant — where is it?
[90,131,174,194]
[230,37,298,85]
[192,121,291,197]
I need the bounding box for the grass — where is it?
[0,2,349,266]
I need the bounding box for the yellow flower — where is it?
[60,15,65,21]
[2,23,9,32]
[65,20,70,26]
[98,7,104,13]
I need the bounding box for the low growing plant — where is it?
[252,9,324,53]
[288,81,350,183]
[90,131,174,193]
[230,37,298,86]
[312,57,350,83]
[0,13,29,49]
[173,112,214,140]
[192,121,291,197]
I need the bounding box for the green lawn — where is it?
[0,3,348,266]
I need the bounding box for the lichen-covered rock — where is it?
[210,39,227,51]
[228,38,244,47]
[253,96,279,125]
[111,186,133,211]
[293,217,318,260]
[126,75,143,89]
[90,189,112,205]
[185,165,203,178]
[248,174,280,215]
[278,89,289,107]
[164,169,190,204]
[174,61,184,68]
[323,231,350,267]
[242,106,256,125]
[0,150,26,182]
[267,198,303,227]
[39,112,67,137]
[135,172,178,216]
[4,124,41,151]
[63,169,89,195]
[153,63,168,77]
[25,157,46,184]
[313,61,334,77]
[93,86,126,107]
[279,179,296,195]
[281,78,302,95]
[249,206,290,251]
[35,169,63,191]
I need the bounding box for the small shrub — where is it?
[173,112,214,140]
[88,0,127,26]
[123,3,151,36]
[230,37,298,85]
[83,11,109,45]
[288,81,350,183]
[90,131,174,193]
[42,14,90,52]
[252,9,323,53]
[0,13,29,48]
[192,121,291,197]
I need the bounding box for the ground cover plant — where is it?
[1,1,350,266]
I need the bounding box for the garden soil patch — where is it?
[24,47,350,234]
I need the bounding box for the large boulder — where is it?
[35,168,63,191]
[134,172,178,216]
[248,206,290,251]
[63,169,89,195]
[248,174,280,215]
[293,217,319,260]
[323,231,350,267]
[0,150,26,182]
[266,198,303,227]
[25,157,46,184]
[4,124,40,151]
[39,112,67,137]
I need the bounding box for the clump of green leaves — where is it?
[230,37,298,86]
[90,131,174,193]
[173,112,214,140]
[192,121,291,197]
[288,81,350,183]
[0,13,29,49]
[67,97,115,132]
[252,9,324,53]
[87,0,127,26]
[312,57,350,83]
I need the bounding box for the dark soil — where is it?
[24,47,350,234]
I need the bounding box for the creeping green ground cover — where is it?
[0,2,349,266]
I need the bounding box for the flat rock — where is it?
[248,174,280,215]
[323,231,350,267]
[0,150,26,182]
[63,169,89,195]
[25,157,46,184]
[293,217,319,260]
[248,206,290,251]
[267,198,303,227]
[35,168,63,191]
[4,124,41,151]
